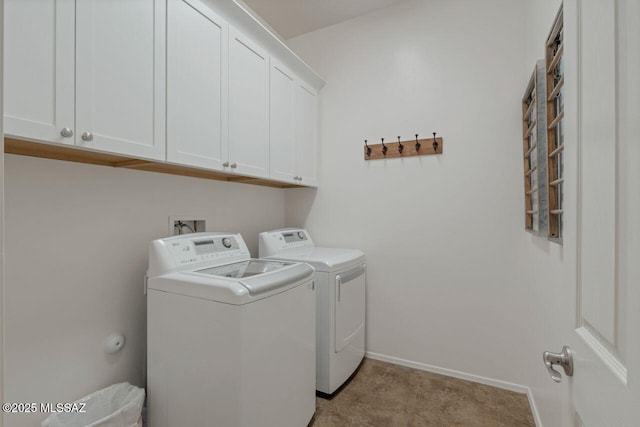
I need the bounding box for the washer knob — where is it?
[297,231,305,239]
[222,237,232,248]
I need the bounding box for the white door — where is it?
[75,0,166,160]
[4,0,74,144]
[295,82,318,186]
[167,0,228,169]
[269,60,296,182]
[228,27,269,178]
[557,1,640,425]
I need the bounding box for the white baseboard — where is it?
[526,388,543,427]
[365,351,543,427]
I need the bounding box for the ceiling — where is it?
[241,0,408,39]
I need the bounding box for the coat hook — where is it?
[381,138,388,155]
[415,134,421,151]
[364,139,371,156]
[432,132,439,152]
[397,136,404,154]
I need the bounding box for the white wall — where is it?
[286,0,568,426]
[286,0,531,389]
[3,154,285,427]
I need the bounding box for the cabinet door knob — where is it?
[81,132,93,142]
[230,162,237,169]
[60,128,73,138]
[223,161,229,167]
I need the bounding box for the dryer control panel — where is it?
[259,229,315,256]
[282,230,309,244]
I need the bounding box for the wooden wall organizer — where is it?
[363,134,443,160]
[522,69,538,231]
[545,4,564,242]
[521,60,549,235]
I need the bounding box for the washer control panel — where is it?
[165,234,248,266]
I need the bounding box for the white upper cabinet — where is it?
[4,0,75,144]
[295,82,319,186]
[269,62,319,186]
[269,60,296,182]
[167,0,228,169]
[228,27,270,178]
[4,0,324,187]
[75,0,166,160]
[4,0,166,160]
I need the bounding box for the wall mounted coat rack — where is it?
[364,133,443,160]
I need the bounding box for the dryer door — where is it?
[334,263,366,353]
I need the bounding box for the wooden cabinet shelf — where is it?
[4,138,305,189]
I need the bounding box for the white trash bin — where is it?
[42,382,144,427]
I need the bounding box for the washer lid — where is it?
[197,259,292,278]
[265,247,365,272]
[148,260,314,304]
[196,260,309,295]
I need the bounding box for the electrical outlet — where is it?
[169,216,207,236]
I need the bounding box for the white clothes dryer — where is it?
[146,232,316,427]
[259,228,366,394]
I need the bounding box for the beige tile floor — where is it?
[309,358,536,427]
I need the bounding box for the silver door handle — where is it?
[223,161,229,167]
[230,162,237,169]
[60,128,73,138]
[543,346,574,382]
[336,275,342,302]
[81,132,93,142]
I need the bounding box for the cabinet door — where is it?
[269,60,296,182]
[75,0,166,160]
[167,0,228,169]
[4,0,74,144]
[228,27,269,178]
[295,83,318,186]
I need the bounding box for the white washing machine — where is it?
[146,232,316,427]
[259,228,366,394]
